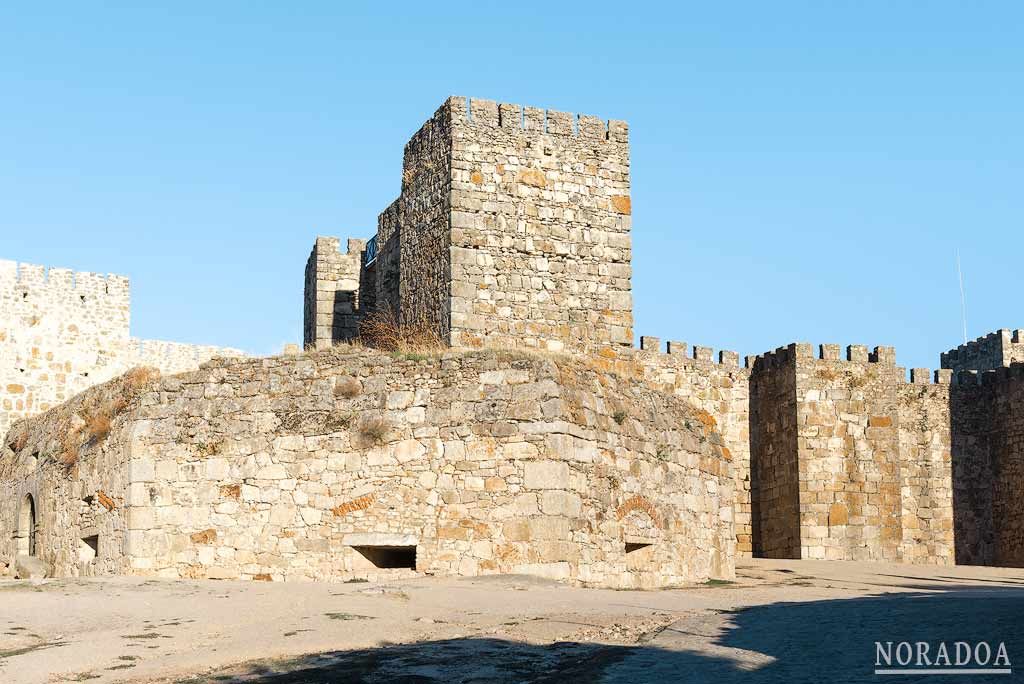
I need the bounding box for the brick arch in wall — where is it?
[616,495,664,542]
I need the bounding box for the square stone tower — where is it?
[307,96,634,353]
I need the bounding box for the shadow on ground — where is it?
[185,585,1024,684]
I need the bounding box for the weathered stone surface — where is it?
[309,96,632,355]
[524,461,570,490]
[0,347,735,588]
[14,554,49,579]
[0,259,244,438]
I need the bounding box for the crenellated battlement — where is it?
[745,342,899,371]
[953,364,1024,387]
[441,96,628,143]
[638,335,740,367]
[941,328,1024,373]
[1,259,131,324]
[303,236,365,349]
[905,368,954,385]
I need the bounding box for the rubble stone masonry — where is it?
[0,260,244,438]
[307,96,632,354]
[748,344,954,565]
[949,367,1024,567]
[1,348,736,587]
[6,97,1024,584]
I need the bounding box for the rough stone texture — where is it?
[0,348,735,588]
[748,344,954,564]
[949,367,1024,567]
[748,349,800,558]
[0,259,244,438]
[447,97,632,353]
[14,553,49,579]
[308,95,632,354]
[10,94,1024,581]
[897,380,955,565]
[941,328,1024,373]
[303,237,365,349]
[624,340,752,556]
[398,102,455,337]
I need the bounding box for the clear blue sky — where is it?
[1,3,1020,371]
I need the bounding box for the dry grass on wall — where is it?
[357,308,443,357]
[334,375,362,399]
[356,414,390,446]
[58,366,161,467]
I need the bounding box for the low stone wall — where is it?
[0,348,736,587]
[0,373,148,577]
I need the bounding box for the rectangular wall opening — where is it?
[79,535,99,564]
[352,545,416,569]
[625,542,654,554]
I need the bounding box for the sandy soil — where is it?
[2,558,1023,683]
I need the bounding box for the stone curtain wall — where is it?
[1,348,736,587]
[950,368,1024,567]
[986,369,1024,566]
[747,343,954,565]
[1,260,129,438]
[748,347,801,558]
[941,329,1024,373]
[630,336,753,556]
[898,372,956,565]
[950,378,994,565]
[303,238,364,349]
[0,260,244,439]
[792,344,906,562]
[446,97,632,353]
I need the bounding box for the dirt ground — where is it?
[2,558,1023,683]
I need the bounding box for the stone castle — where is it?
[1,96,1021,587]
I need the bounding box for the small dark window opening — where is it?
[82,535,99,556]
[625,542,654,554]
[18,494,36,556]
[352,545,416,569]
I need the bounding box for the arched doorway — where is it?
[17,494,36,556]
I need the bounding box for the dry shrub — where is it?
[334,375,362,399]
[357,415,389,445]
[358,308,443,355]
[59,366,161,467]
[60,422,85,466]
[86,411,112,442]
[124,366,161,390]
[9,430,28,453]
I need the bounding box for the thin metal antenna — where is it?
[957,249,968,344]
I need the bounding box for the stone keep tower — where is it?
[305,96,634,352]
